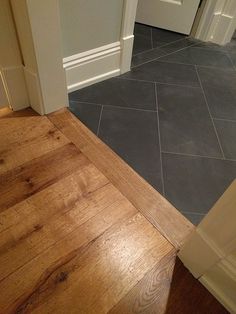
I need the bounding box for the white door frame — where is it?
[178,180,236,313]
[194,0,236,45]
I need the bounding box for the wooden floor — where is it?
[0,107,228,313]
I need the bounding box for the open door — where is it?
[178,180,236,313]
[136,0,201,34]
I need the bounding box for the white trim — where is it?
[0,65,29,111]
[120,0,138,73]
[63,42,122,92]
[178,180,236,313]
[195,0,236,45]
[63,42,120,65]
[23,67,44,115]
[67,69,120,93]
[200,258,236,313]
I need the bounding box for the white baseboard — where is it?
[63,38,133,93]
[200,258,236,313]
[24,67,44,115]
[1,65,29,111]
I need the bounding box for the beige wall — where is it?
[59,0,124,57]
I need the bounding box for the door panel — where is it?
[136,0,201,34]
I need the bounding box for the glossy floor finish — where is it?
[0,108,227,313]
[69,23,236,225]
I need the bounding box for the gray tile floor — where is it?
[69,23,236,225]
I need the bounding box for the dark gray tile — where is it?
[98,106,162,192]
[132,38,194,67]
[159,47,233,69]
[214,119,236,160]
[193,39,236,54]
[69,101,101,134]
[162,152,236,214]
[197,67,236,120]
[133,23,152,55]
[134,23,152,37]
[228,52,236,68]
[123,60,200,87]
[69,78,156,111]
[133,34,152,55]
[157,84,222,157]
[180,211,205,225]
[152,28,185,48]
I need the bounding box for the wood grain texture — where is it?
[0,113,69,174]
[48,109,194,249]
[0,109,226,314]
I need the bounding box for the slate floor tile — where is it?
[69,101,101,134]
[197,67,236,120]
[159,47,233,69]
[133,23,153,55]
[214,119,236,160]
[134,23,152,37]
[132,38,194,67]
[122,60,199,87]
[69,78,156,111]
[133,34,152,55]
[152,28,185,48]
[157,84,222,157]
[98,106,163,192]
[162,152,236,214]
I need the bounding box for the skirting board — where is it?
[63,38,132,93]
[24,67,44,115]
[1,65,29,111]
[200,259,236,313]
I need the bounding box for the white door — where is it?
[136,0,201,34]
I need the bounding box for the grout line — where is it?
[105,104,157,113]
[181,210,205,216]
[71,99,156,112]
[213,117,236,123]
[151,58,236,71]
[195,65,226,159]
[161,150,236,162]
[96,105,103,137]
[70,99,157,113]
[116,76,200,88]
[154,83,165,196]
[131,41,198,69]
[132,36,188,58]
[150,28,154,49]
[69,100,102,107]
[226,52,236,71]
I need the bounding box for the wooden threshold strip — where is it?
[48,109,194,249]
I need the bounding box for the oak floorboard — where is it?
[0,168,121,282]
[0,143,88,212]
[14,213,173,314]
[0,108,226,314]
[0,115,69,174]
[48,109,194,249]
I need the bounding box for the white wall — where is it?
[59,0,124,57]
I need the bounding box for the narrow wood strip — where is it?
[0,143,88,212]
[48,109,194,248]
